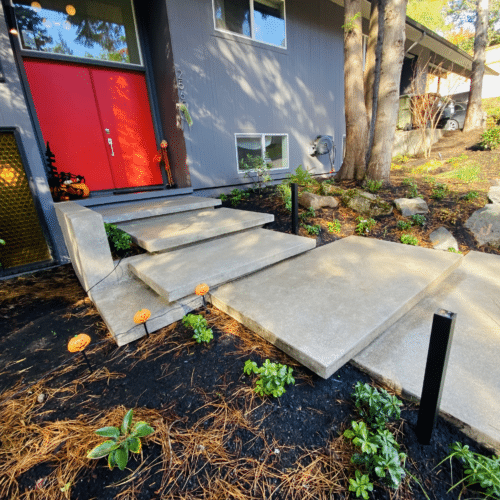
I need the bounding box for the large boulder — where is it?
[299,192,338,210]
[394,198,429,217]
[465,204,500,247]
[342,190,393,217]
[429,227,459,252]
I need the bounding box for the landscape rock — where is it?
[488,183,500,204]
[299,192,338,210]
[394,198,429,217]
[342,190,393,217]
[37,393,46,403]
[429,227,459,251]
[465,204,500,247]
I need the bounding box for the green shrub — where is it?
[226,188,250,206]
[397,220,412,231]
[402,178,420,199]
[328,219,341,234]
[355,217,376,236]
[462,190,479,201]
[286,165,314,186]
[243,359,295,397]
[302,224,321,235]
[410,214,426,226]
[104,223,132,253]
[400,234,418,245]
[364,179,383,193]
[239,154,272,192]
[479,126,500,150]
[182,314,213,344]
[300,207,316,222]
[276,183,292,211]
[431,183,449,200]
[87,409,154,471]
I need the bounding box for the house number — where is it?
[176,68,187,104]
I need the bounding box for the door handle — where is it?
[107,137,115,156]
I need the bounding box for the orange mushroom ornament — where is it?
[195,283,209,296]
[134,309,152,337]
[68,334,93,373]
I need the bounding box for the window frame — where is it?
[235,133,289,173]
[213,0,287,49]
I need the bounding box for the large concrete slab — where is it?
[116,208,274,252]
[92,196,221,223]
[353,251,500,452]
[128,228,316,302]
[210,236,462,379]
[91,274,202,346]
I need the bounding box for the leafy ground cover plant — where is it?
[440,442,500,498]
[397,220,412,231]
[220,188,250,206]
[400,234,418,246]
[402,178,420,198]
[300,207,316,222]
[87,409,154,471]
[243,359,295,397]
[276,183,292,211]
[302,223,321,235]
[104,223,132,253]
[355,217,376,236]
[286,165,314,186]
[411,214,426,226]
[328,219,341,234]
[431,183,450,200]
[364,179,383,193]
[462,190,479,201]
[479,126,500,150]
[344,383,406,497]
[182,314,213,344]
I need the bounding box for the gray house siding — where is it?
[163,0,346,191]
[0,2,69,265]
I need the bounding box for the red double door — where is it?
[24,59,163,192]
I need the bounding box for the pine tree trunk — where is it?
[366,0,408,182]
[463,0,488,132]
[336,0,369,181]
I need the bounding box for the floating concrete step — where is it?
[91,196,221,223]
[127,228,316,302]
[209,236,463,379]
[116,208,274,252]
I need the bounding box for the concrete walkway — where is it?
[211,237,500,452]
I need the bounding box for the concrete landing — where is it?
[116,208,274,252]
[92,196,221,223]
[353,250,500,451]
[128,228,316,302]
[210,236,462,379]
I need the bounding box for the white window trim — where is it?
[212,0,287,50]
[235,133,289,173]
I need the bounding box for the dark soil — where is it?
[1,130,499,499]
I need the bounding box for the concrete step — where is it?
[91,195,221,223]
[209,236,463,379]
[127,228,316,302]
[116,208,274,252]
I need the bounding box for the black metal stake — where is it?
[416,309,456,445]
[81,350,93,374]
[144,322,150,337]
[291,183,299,235]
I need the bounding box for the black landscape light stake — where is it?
[291,183,299,235]
[416,309,457,445]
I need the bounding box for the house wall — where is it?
[0,1,69,265]
[162,0,346,191]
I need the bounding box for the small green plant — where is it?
[392,153,411,164]
[286,165,314,186]
[300,207,316,222]
[364,179,383,193]
[462,190,479,201]
[400,233,418,245]
[328,219,341,234]
[0,238,4,268]
[243,359,295,397]
[431,183,450,200]
[182,314,213,344]
[302,223,321,235]
[104,223,132,253]
[397,220,412,231]
[446,153,468,165]
[87,409,154,471]
[448,247,462,254]
[239,154,272,193]
[402,178,421,199]
[342,11,361,33]
[440,442,500,498]
[411,214,426,226]
[479,126,500,150]
[355,217,376,235]
[276,183,292,211]
[349,470,374,499]
[226,188,250,206]
[219,193,228,202]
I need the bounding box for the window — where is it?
[214,0,286,48]
[13,0,142,65]
[236,134,288,171]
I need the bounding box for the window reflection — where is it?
[13,0,141,65]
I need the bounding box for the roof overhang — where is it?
[329,0,499,77]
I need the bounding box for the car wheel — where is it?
[444,119,459,131]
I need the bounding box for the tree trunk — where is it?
[336,0,369,181]
[366,0,408,182]
[364,0,385,165]
[463,0,488,132]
